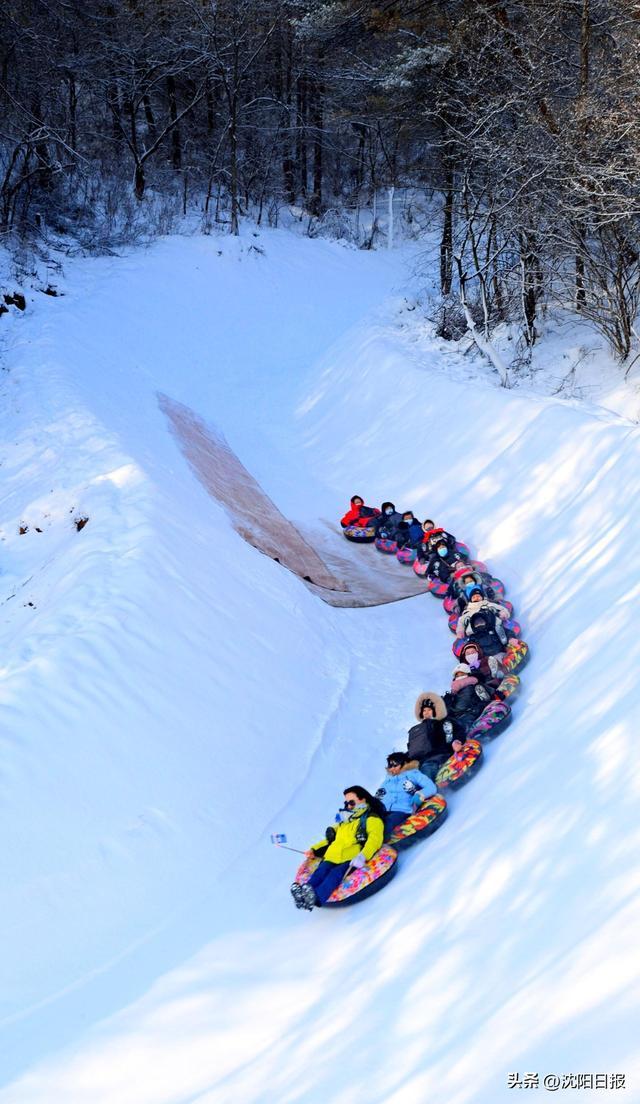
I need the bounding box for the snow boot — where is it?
[290,882,306,909]
[299,883,317,910]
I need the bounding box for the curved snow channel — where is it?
[1,229,639,1102]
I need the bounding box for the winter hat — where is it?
[460,641,485,663]
[414,691,447,721]
[465,583,484,601]
[451,666,478,692]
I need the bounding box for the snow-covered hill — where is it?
[1,230,639,1103]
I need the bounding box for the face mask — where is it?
[437,545,448,557]
[466,652,479,667]
[385,507,393,515]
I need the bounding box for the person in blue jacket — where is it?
[375,751,437,837]
[395,511,424,549]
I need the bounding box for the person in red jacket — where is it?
[340,495,380,529]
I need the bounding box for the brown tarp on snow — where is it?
[159,393,428,608]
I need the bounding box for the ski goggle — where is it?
[343,799,357,809]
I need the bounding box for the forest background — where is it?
[2,0,640,371]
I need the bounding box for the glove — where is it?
[443,720,454,741]
[402,779,419,794]
[375,787,386,798]
[350,852,366,870]
[325,826,336,843]
[476,685,491,702]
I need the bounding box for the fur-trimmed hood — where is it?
[385,760,416,777]
[414,691,447,721]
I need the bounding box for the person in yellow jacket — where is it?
[291,786,386,910]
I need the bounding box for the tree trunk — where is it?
[308,72,323,216]
[167,75,182,170]
[296,70,308,199]
[134,161,145,199]
[440,166,454,296]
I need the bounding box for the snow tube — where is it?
[375,537,398,554]
[487,577,506,599]
[466,699,511,740]
[436,739,483,790]
[426,577,448,598]
[448,612,459,633]
[502,640,529,674]
[396,546,417,565]
[294,845,399,907]
[413,558,428,577]
[443,595,457,614]
[496,673,520,699]
[504,618,521,637]
[470,559,489,574]
[455,541,471,559]
[387,795,448,850]
[343,524,377,543]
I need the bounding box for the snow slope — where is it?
[0,229,639,1103]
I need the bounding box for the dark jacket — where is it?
[443,679,492,733]
[396,518,425,549]
[374,508,403,539]
[423,549,461,581]
[464,611,508,657]
[407,715,463,762]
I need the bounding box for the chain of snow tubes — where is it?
[291,516,528,908]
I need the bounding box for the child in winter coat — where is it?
[290,786,386,910]
[340,495,381,529]
[375,751,437,837]
[459,640,504,683]
[374,501,404,539]
[443,665,494,734]
[395,511,424,549]
[423,540,465,582]
[462,610,511,661]
[456,587,511,638]
[447,564,500,610]
[417,525,460,565]
[405,692,465,780]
